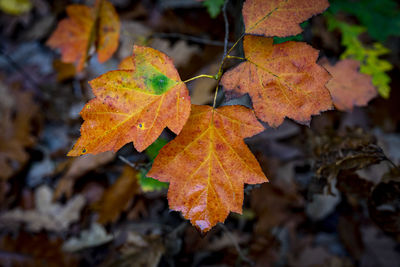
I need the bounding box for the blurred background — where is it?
[0,0,400,266]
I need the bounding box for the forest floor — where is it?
[0,0,400,266]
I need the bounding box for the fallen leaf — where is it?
[221,35,332,127]
[107,232,164,267]
[148,105,267,232]
[68,45,191,155]
[54,151,115,199]
[314,128,386,182]
[46,0,120,71]
[0,185,86,232]
[94,166,139,224]
[62,223,113,252]
[321,58,377,111]
[0,84,39,181]
[242,0,329,37]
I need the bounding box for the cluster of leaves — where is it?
[47,0,120,72]
[325,0,400,98]
[325,13,393,98]
[47,0,384,233]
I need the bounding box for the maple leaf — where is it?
[147,105,268,232]
[47,0,120,72]
[242,0,329,37]
[68,45,191,155]
[320,58,377,111]
[221,35,332,127]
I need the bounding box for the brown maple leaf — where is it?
[221,35,332,127]
[243,0,329,37]
[320,58,377,111]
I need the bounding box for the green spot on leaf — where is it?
[149,74,172,95]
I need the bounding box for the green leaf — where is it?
[137,169,168,192]
[329,0,400,41]
[326,14,393,98]
[203,0,224,18]
[145,138,168,160]
[137,137,169,192]
[0,0,32,15]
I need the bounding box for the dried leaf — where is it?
[68,46,191,155]
[221,35,332,127]
[62,223,113,252]
[148,105,267,232]
[314,128,386,181]
[242,0,329,37]
[94,166,139,224]
[0,185,86,232]
[0,85,39,181]
[46,0,120,71]
[321,59,377,111]
[54,151,115,199]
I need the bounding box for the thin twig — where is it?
[222,0,230,59]
[151,32,232,47]
[118,155,141,170]
[219,224,254,266]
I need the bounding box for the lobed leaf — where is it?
[147,105,267,232]
[321,58,377,111]
[68,46,191,155]
[243,0,329,37]
[221,35,332,127]
[47,0,120,71]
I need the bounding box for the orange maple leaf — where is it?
[47,0,120,72]
[221,35,332,127]
[68,45,191,155]
[243,0,329,37]
[320,59,377,111]
[147,105,268,232]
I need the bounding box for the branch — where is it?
[151,33,232,47]
[222,0,230,59]
[118,155,141,170]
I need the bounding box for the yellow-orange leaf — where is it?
[118,56,133,69]
[221,35,332,127]
[243,0,329,37]
[47,0,120,72]
[147,105,267,232]
[68,45,191,155]
[97,0,120,63]
[320,59,377,111]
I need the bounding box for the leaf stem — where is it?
[212,32,245,108]
[227,55,245,60]
[183,74,216,83]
